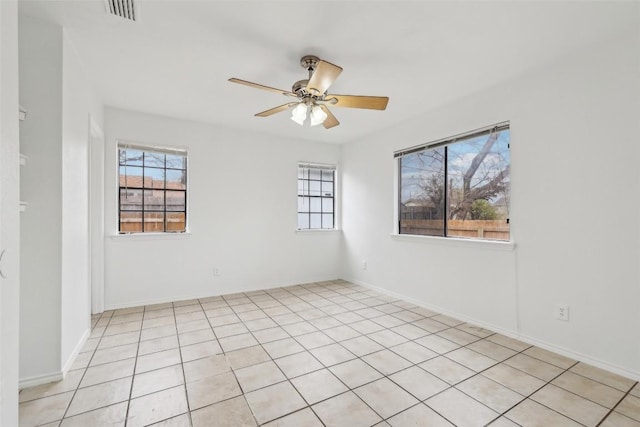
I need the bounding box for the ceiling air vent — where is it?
[104,0,137,21]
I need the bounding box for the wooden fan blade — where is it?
[326,95,389,110]
[255,103,298,117]
[320,105,339,129]
[229,78,297,97]
[306,60,343,96]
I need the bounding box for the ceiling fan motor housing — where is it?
[292,79,310,97]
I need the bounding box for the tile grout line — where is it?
[594,380,639,427]
[121,305,145,427]
[201,291,262,426]
[20,281,635,427]
[57,310,115,424]
[171,299,197,427]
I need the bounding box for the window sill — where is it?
[109,232,191,241]
[295,229,342,234]
[389,233,515,251]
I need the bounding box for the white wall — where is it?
[19,16,102,384]
[104,108,342,308]
[19,16,63,382]
[1,1,21,424]
[341,30,640,379]
[60,30,103,372]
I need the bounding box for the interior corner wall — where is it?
[1,1,21,424]
[19,16,63,381]
[341,30,640,378]
[103,108,342,309]
[60,29,103,371]
[19,16,101,382]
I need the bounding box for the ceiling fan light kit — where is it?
[229,55,389,130]
[291,103,308,125]
[309,105,328,126]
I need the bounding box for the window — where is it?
[298,163,336,230]
[396,123,510,241]
[118,143,187,233]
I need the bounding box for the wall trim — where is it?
[89,115,105,314]
[349,277,517,338]
[19,371,63,390]
[61,328,90,376]
[20,327,90,389]
[104,276,341,312]
[349,277,640,382]
[518,334,640,382]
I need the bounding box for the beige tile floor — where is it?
[19,280,640,427]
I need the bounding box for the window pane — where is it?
[309,169,321,180]
[166,153,186,170]
[399,148,445,236]
[297,165,336,230]
[143,189,164,211]
[310,213,321,229]
[120,211,142,232]
[309,180,321,196]
[119,148,143,166]
[298,196,309,213]
[166,212,186,232]
[144,167,165,188]
[322,198,333,213]
[120,189,142,210]
[396,126,510,241]
[166,191,186,211]
[321,181,333,197]
[144,152,165,168]
[298,213,309,229]
[143,212,165,232]
[118,145,188,234]
[310,197,321,212]
[119,166,144,188]
[166,169,186,190]
[321,170,334,181]
[446,129,510,240]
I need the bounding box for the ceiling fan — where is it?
[229,55,389,129]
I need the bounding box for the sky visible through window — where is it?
[400,130,510,204]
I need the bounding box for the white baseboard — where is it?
[19,328,90,389]
[350,278,516,337]
[61,328,90,376]
[19,371,63,390]
[349,277,640,382]
[518,334,640,382]
[104,276,341,311]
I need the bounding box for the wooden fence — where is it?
[120,212,185,233]
[400,219,509,241]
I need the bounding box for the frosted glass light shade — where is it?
[291,103,308,125]
[309,105,328,126]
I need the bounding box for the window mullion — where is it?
[444,146,448,237]
[142,153,146,233]
[118,144,187,234]
[163,154,167,232]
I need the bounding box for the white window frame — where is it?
[297,162,338,231]
[117,141,189,234]
[394,122,511,243]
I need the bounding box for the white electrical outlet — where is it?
[361,260,367,270]
[213,268,220,277]
[555,304,569,321]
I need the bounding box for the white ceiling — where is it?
[19,0,637,144]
